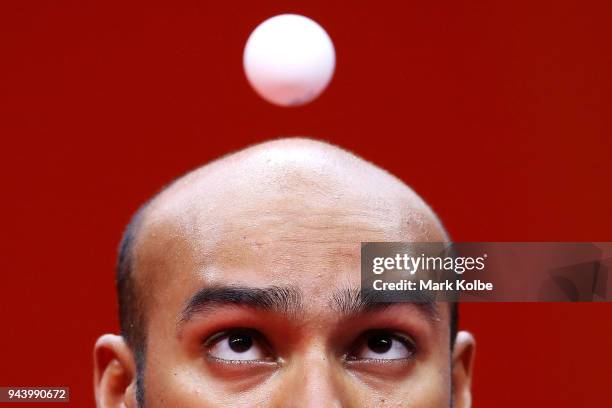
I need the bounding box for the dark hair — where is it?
[116,204,148,407]
[450,302,459,346]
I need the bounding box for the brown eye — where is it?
[205,329,272,362]
[349,330,416,361]
[367,333,393,354]
[228,332,253,353]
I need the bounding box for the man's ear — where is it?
[451,331,476,408]
[93,334,139,408]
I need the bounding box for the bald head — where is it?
[105,138,473,408]
[117,138,450,353]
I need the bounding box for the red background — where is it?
[1,1,611,406]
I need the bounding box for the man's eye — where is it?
[348,330,416,361]
[205,329,272,362]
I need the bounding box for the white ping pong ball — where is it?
[243,14,336,107]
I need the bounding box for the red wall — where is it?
[1,1,611,406]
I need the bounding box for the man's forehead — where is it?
[133,200,397,292]
[129,139,447,303]
[136,202,439,279]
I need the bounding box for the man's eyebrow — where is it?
[179,285,303,325]
[330,287,439,321]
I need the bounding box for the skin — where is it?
[94,138,475,407]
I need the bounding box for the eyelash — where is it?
[346,330,417,362]
[201,328,417,362]
[203,328,270,349]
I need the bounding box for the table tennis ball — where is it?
[243,14,336,107]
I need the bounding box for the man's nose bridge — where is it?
[282,351,346,408]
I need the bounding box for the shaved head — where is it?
[110,138,467,408]
[119,138,449,344]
